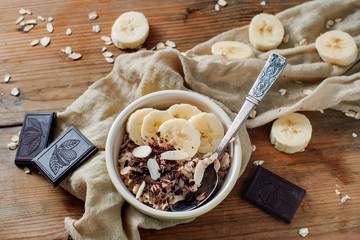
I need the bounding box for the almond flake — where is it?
[105,57,114,63]
[215,4,220,11]
[19,8,31,15]
[194,161,207,185]
[48,17,54,22]
[335,18,343,23]
[165,40,176,48]
[250,109,256,118]
[283,34,290,43]
[69,53,82,60]
[30,39,39,46]
[101,36,111,42]
[8,142,18,150]
[24,167,31,174]
[40,36,51,47]
[46,23,54,33]
[279,88,287,95]
[11,135,19,143]
[66,28,72,35]
[147,158,160,180]
[89,12,98,20]
[218,0,227,7]
[253,160,264,166]
[344,110,356,118]
[26,19,37,25]
[299,228,309,237]
[299,38,308,46]
[135,181,146,199]
[105,41,113,45]
[132,145,152,158]
[303,89,313,96]
[65,46,72,55]
[335,189,341,195]
[102,47,107,52]
[15,16,24,25]
[37,16,45,21]
[103,51,113,58]
[340,194,350,203]
[160,150,188,160]
[352,133,358,138]
[319,109,324,114]
[10,88,20,96]
[4,74,11,83]
[24,25,34,32]
[93,25,101,33]
[20,22,26,27]
[156,42,166,50]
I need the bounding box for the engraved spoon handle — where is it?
[216,53,287,158]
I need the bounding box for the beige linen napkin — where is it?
[56,0,360,239]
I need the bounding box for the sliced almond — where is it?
[10,88,20,96]
[147,158,160,180]
[103,51,113,58]
[69,53,82,60]
[194,161,207,185]
[135,181,146,199]
[30,39,39,46]
[26,19,37,25]
[4,74,10,83]
[15,16,24,25]
[24,25,34,32]
[40,37,51,47]
[8,142,18,150]
[132,145,152,158]
[46,23,54,33]
[89,12,98,20]
[101,36,111,42]
[160,150,188,160]
[66,28,72,35]
[105,57,114,63]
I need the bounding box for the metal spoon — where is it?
[170,53,287,212]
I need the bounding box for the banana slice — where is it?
[126,108,155,145]
[111,11,149,49]
[189,112,224,153]
[141,110,174,144]
[167,103,202,120]
[211,41,254,62]
[270,113,312,154]
[158,119,201,158]
[315,30,358,66]
[249,13,284,51]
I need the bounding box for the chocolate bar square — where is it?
[32,125,98,187]
[15,112,56,166]
[242,166,306,223]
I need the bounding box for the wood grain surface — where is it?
[1,0,359,239]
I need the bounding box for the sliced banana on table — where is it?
[249,13,284,51]
[126,108,155,145]
[141,110,174,144]
[315,30,358,66]
[167,103,202,120]
[189,112,224,153]
[111,11,149,49]
[211,41,254,62]
[158,118,201,158]
[270,113,312,154]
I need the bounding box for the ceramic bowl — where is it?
[106,90,242,220]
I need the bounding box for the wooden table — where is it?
[1,0,359,239]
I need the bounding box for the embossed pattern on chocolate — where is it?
[15,112,56,166]
[32,125,98,187]
[242,166,306,223]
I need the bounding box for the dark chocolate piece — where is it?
[242,166,306,223]
[15,112,56,166]
[32,125,98,187]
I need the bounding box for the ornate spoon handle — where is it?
[216,53,287,158]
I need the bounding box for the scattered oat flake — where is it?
[24,167,31,174]
[24,25,34,32]
[218,0,227,7]
[335,189,341,195]
[335,18,343,23]
[319,109,324,114]
[260,1,266,6]
[230,137,236,143]
[47,23,54,33]
[325,24,330,29]
[355,112,360,120]
[165,40,176,48]
[105,57,114,63]
[283,34,290,43]
[20,22,26,27]
[102,47,107,52]
[19,8,31,15]
[89,11,98,20]
[344,110,356,118]
[215,4,220,11]
[101,36,111,42]
[352,133,357,138]
[26,19,37,25]
[252,145,256,152]
[30,39,39,46]
[103,52,113,58]
[253,160,264,166]
[66,28,72,35]
[279,89,287,96]
[299,38,308,46]
[138,48,147,51]
[65,46,72,55]
[48,17,54,22]
[4,74,11,83]
[156,42,166,50]
[294,42,299,47]
[105,41,113,45]
[15,16,24,25]
[10,88,20,96]
[294,80,303,85]
[303,89,313,96]
[93,25,101,33]
[40,37,51,47]
[341,195,350,203]
[8,142,18,150]
[299,228,309,237]
[69,53,82,60]
[37,15,45,21]
[11,135,19,143]
[250,109,256,118]
[327,19,334,26]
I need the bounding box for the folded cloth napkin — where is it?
[57,0,360,239]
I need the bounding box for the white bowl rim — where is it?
[105,90,242,220]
